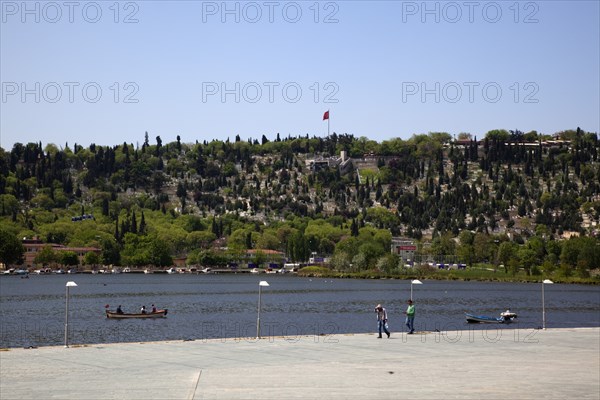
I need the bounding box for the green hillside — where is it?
[1,128,599,280]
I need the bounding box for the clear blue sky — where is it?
[1,0,599,149]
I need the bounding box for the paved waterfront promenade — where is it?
[1,328,599,400]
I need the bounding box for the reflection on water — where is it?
[1,274,598,348]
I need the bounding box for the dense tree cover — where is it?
[1,128,599,278]
[0,227,25,266]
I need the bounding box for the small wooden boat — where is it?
[465,311,517,324]
[106,309,168,319]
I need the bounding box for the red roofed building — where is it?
[22,237,101,269]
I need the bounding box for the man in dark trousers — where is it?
[404,299,415,334]
[375,304,391,338]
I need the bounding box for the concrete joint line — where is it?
[189,370,202,400]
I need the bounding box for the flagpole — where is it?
[328,111,330,137]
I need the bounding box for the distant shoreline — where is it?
[2,267,599,285]
[297,266,600,285]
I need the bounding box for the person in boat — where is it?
[375,304,391,339]
[403,299,415,334]
[140,305,147,314]
[151,304,157,313]
[500,309,516,321]
[116,305,124,315]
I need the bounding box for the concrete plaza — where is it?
[1,328,599,400]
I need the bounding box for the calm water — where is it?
[1,274,599,348]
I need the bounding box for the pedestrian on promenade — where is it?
[375,304,391,338]
[404,299,415,334]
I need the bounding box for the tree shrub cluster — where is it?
[1,128,599,278]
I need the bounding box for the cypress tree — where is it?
[139,211,146,234]
[131,211,137,234]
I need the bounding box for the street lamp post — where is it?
[256,280,270,339]
[542,279,553,330]
[410,279,422,300]
[64,281,78,347]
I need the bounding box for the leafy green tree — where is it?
[256,232,280,251]
[366,207,400,230]
[149,236,173,266]
[329,252,351,271]
[251,249,267,266]
[245,231,253,249]
[351,252,368,271]
[318,238,335,255]
[120,233,149,266]
[497,241,516,273]
[518,247,537,275]
[545,240,562,261]
[304,220,345,244]
[576,238,600,270]
[335,237,360,260]
[100,237,121,266]
[196,250,227,266]
[350,219,359,236]
[34,245,58,266]
[0,229,25,266]
[83,251,100,267]
[431,232,456,261]
[540,259,556,276]
[155,225,188,255]
[30,193,54,210]
[138,211,147,234]
[527,236,546,265]
[187,231,217,249]
[473,233,494,263]
[457,231,475,267]
[560,238,580,267]
[0,194,20,217]
[287,231,308,262]
[357,242,385,268]
[228,228,252,250]
[372,229,392,252]
[60,251,79,267]
[376,254,399,273]
[485,129,510,142]
[559,237,600,277]
[39,221,73,245]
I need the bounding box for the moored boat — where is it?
[500,310,517,319]
[465,310,517,324]
[106,309,168,319]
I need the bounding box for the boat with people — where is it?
[105,308,168,319]
[465,310,517,324]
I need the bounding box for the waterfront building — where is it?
[391,237,416,265]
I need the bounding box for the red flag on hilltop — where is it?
[323,111,329,120]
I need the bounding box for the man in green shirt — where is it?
[404,299,415,334]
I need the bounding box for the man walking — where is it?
[404,299,415,334]
[375,304,391,338]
